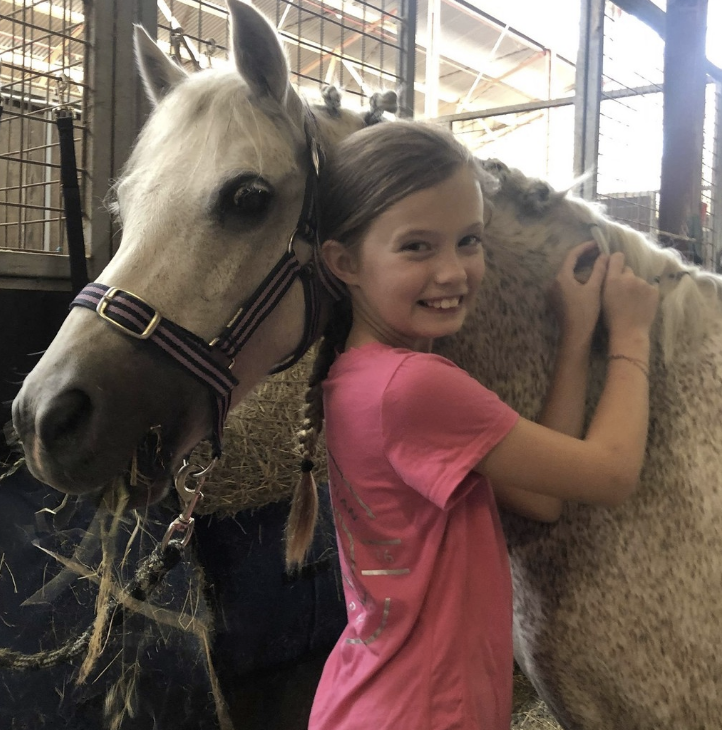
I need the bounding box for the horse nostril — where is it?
[37,389,94,450]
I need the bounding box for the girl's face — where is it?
[329,165,486,351]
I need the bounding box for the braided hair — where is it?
[285,121,477,569]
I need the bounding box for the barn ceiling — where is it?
[0,0,580,119]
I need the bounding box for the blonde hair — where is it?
[285,122,478,569]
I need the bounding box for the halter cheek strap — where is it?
[70,110,331,457]
[70,243,306,457]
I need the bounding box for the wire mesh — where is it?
[156,0,410,112]
[0,0,89,255]
[596,2,665,239]
[449,103,576,189]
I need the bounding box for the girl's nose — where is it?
[434,251,467,285]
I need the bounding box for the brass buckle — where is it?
[96,287,161,340]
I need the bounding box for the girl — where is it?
[287,121,659,730]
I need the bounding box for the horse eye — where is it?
[232,186,272,218]
[215,175,275,227]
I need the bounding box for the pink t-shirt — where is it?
[310,342,519,730]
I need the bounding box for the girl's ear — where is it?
[321,240,359,286]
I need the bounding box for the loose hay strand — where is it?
[77,484,129,684]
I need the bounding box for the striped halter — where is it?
[70,113,343,458]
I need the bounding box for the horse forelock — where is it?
[120,71,302,195]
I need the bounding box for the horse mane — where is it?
[478,159,722,364]
[569,195,722,362]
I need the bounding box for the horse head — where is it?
[12,0,367,504]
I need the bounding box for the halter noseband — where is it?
[70,111,339,458]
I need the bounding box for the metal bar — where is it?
[658,0,709,245]
[0,103,88,124]
[0,64,89,91]
[0,153,87,172]
[0,215,64,226]
[573,0,605,199]
[0,17,86,45]
[713,83,722,266]
[0,200,65,214]
[424,0,441,117]
[0,179,61,193]
[278,21,401,60]
[2,140,67,157]
[433,83,661,124]
[281,32,401,82]
[299,15,386,77]
[83,0,117,277]
[396,0,416,118]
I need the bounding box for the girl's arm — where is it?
[492,243,606,521]
[481,251,658,511]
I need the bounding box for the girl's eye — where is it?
[401,241,429,253]
[459,235,482,248]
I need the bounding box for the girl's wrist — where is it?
[607,330,651,359]
[559,327,594,352]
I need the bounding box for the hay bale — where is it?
[197,349,324,516]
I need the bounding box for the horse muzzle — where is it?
[12,310,213,499]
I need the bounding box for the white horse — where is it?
[12,2,722,728]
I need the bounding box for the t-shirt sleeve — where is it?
[381,354,519,511]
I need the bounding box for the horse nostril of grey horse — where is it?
[37,389,94,451]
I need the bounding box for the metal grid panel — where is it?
[156,0,409,111]
[0,0,89,254]
[596,2,665,237]
[449,104,576,189]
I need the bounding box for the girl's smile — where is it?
[323,164,486,352]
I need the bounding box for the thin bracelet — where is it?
[607,354,650,379]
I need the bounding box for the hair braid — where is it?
[285,302,352,569]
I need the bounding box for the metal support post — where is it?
[658,0,709,252]
[573,0,605,200]
[712,82,722,270]
[397,0,417,118]
[424,0,441,118]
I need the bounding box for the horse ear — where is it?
[134,25,188,105]
[226,0,290,105]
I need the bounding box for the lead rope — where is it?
[0,457,215,671]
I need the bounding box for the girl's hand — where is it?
[548,241,609,345]
[602,252,660,339]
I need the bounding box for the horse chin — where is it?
[104,427,179,510]
[103,471,173,511]
[23,425,180,510]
